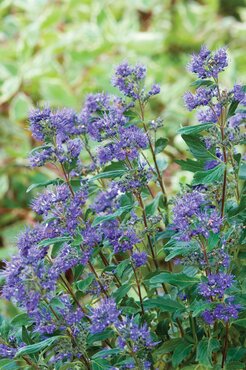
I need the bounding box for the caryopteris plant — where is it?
[0,47,245,369]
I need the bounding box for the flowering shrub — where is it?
[0,47,245,369]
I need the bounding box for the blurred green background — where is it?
[0,0,246,259]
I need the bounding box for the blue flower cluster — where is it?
[171,191,222,242]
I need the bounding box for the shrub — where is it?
[0,46,245,369]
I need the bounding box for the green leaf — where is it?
[89,170,126,182]
[192,163,225,185]
[15,336,61,357]
[0,360,19,370]
[191,79,214,88]
[92,358,111,370]
[232,318,246,328]
[76,275,95,292]
[115,259,131,278]
[38,236,71,247]
[92,348,121,359]
[172,341,194,368]
[190,301,213,317]
[176,159,205,172]
[26,178,64,193]
[227,100,239,118]
[143,297,185,312]
[92,205,132,226]
[182,134,215,161]
[155,137,168,154]
[154,338,183,355]
[164,239,199,261]
[145,192,163,216]
[178,123,213,135]
[10,313,34,327]
[196,338,220,367]
[112,283,131,303]
[239,163,246,180]
[149,272,200,288]
[87,329,115,345]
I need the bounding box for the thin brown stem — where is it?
[60,162,75,196]
[22,356,41,370]
[130,257,145,315]
[88,260,108,297]
[221,322,229,368]
[60,275,86,313]
[199,239,210,276]
[138,99,169,223]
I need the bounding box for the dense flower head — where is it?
[132,251,148,268]
[148,83,161,96]
[92,184,120,213]
[199,273,234,299]
[228,112,246,128]
[50,244,83,281]
[188,45,228,79]
[202,300,241,324]
[31,184,70,215]
[89,298,120,334]
[29,146,54,167]
[37,186,88,236]
[116,318,156,352]
[112,61,146,99]
[232,84,246,104]
[197,104,222,124]
[0,344,17,359]
[171,191,222,241]
[29,107,84,144]
[117,165,152,192]
[102,220,140,253]
[98,125,148,164]
[184,87,215,111]
[80,93,128,141]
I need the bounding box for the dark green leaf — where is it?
[191,79,214,88]
[149,272,200,288]
[182,134,215,161]
[154,338,182,355]
[164,239,199,261]
[227,100,239,118]
[15,336,61,357]
[196,338,220,367]
[26,178,64,193]
[91,358,112,370]
[89,170,126,182]
[176,159,205,172]
[155,137,168,154]
[172,341,193,368]
[38,236,71,247]
[87,329,115,345]
[192,163,225,185]
[0,360,19,370]
[143,297,185,312]
[76,275,95,292]
[92,205,132,226]
[191,302,213,317]
[178,123,213,135]
[92,348,121,359]
[232,318,246,328]
[239,163,246,180]
[112,283,131,303]
[10,313,34,327]
[145,192,163,216]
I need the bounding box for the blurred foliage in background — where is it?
[0,0,245,256]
